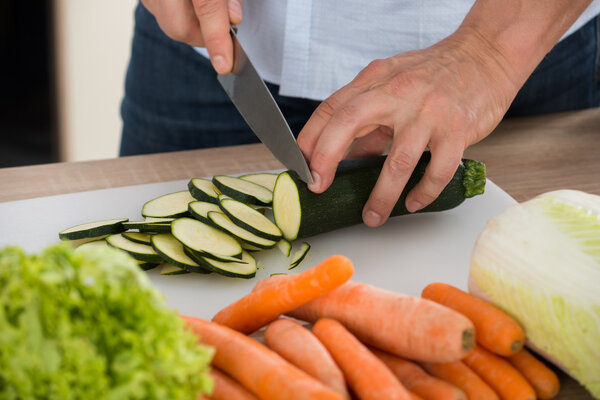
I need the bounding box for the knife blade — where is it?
[217,27,313,185]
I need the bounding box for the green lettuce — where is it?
[0,243,214,399]
[469,190,600,399]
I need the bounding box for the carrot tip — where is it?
[463,329,476,352]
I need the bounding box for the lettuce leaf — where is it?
[0,243,213,399]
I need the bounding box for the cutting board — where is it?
[0,177,516,319]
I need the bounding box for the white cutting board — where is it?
[0,177,516,320]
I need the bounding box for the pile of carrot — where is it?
[183,255,561,400]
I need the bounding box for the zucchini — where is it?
[188,201,222,225]
[141,190,195,218]
[74,239,109,252]
[151,233,211,273]
[276,239,292,257]
[289,242,310,270]
[194,250,257,279]
[212,175,273,206]
[273,152,486,240]
[106,233,163,263]
[239,172,278,191]
[219,197,282,241]
[144,217,175,223]
[208,211,277,250]
[160,263,190,275]
[59,218,128,240]
[171,217,243,259]
[137,260,159,271]
[122,221,172,233]
[188,178,220,204]
[122,232,153,245]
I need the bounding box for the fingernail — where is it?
[308,171,321,191]
[212,55,228,74]
[364,210,382,227]
[406,199,423,213]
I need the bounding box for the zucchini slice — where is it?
[289,242,310,270]
[151,233,211,273]
[141,190,195,218]
[106,233,163,263]
[239,172,278,192]
[188,201,223,225]
[144,217,175,223]
[160,263,190,275]
[122,221,172,233]
[171,217,243,259]
[219,197,282,241]
[195,250,257,279]
[212,175,273,206]
[137,260,159,271]
[208,211,277,249]
[276,239,292,257]
[59,218,128,240]
[188,178,220,204]
[272,152,486,240]
[122,232,152,245]
[74,239,109,252]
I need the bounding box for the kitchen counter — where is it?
[1,107,599,399]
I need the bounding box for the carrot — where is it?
[312,318,413,400]
[181,315,343,400]
[371,348,466,400]
[212,254,354,334]
[463,345,536,400]
[264,318,350,400]
[207,368,258,400]
[287,281,475,363]
[409,392,424,400]
[420,360,499,400]
[507,348,560,399]
[421,282,525,356]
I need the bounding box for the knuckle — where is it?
[368,195,396,217]
[314,98,339,120]
[333,104,360,128]
[310,149,331,169]
[387,150,414,175]
[194,0,223,17]
[355,58,389,83]
[427,168,453,188]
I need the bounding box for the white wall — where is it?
[54,0,138,161]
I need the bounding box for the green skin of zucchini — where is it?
[187,179,219,204]
[279,152,485,239]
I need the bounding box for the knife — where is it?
[217,27,314,185]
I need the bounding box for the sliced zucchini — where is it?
[122,221,172,233]
[59,218,128,240]
[241,242,262,252]
[289,242,311,270]
[74,239,109,252]
[195,250,257,279]
[137,260,159,271]
[219,197,282,241]
[160,263,190,275]
[272,152,486,240]
[151,233,211,273]
[188,201,223,225]
[106,233,163,263]
[182,246,246,265]
[122,232,152,245]
[208,211,277,249]
[188,178,220,204]
[276,239,292,257]
[171,217,243,259]
[144,217,175,223]
[141,190,195,218]
[239,172,278,191]
[212,175,273,206]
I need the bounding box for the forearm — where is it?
[455,0,593,86]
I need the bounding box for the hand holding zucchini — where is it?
[274,152,486,240]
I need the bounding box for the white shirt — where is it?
[196,0,600,101]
